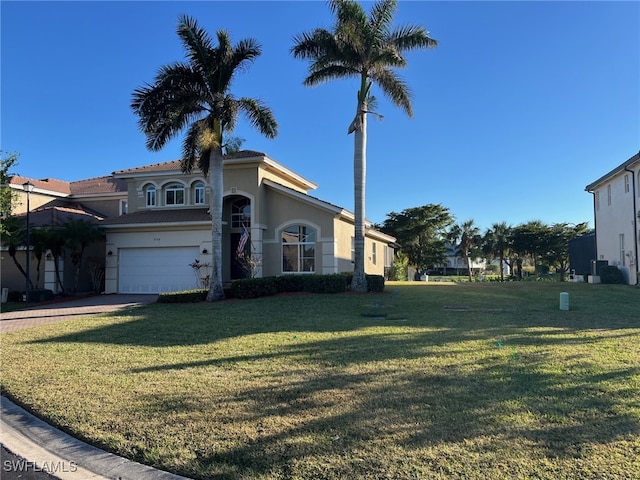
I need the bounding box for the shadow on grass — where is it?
[21,284,640,478]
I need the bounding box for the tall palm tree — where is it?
[291,0,437,292]
[483,221,511,281]
[449,219,481,281]
[132,15,278,301]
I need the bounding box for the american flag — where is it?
[236,224,249,256]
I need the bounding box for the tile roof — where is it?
[13,203,104,227]
[100,208,211,226]
[70,176,127,195]
[9,176,71,195]
[113,150,267,175]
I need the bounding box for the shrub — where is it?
[231,277,277,299]
[273,275,305,293]
[157,289,207,303]
[366,275,385,292]
[600,266,625,284]
[303,274,347,294]
[27,289,55,302]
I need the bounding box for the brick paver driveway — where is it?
[0,295,158,333]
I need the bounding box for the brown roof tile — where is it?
[13,203,104,227]
[70,176,128,195]
[10,176,71,195]
[101,208,211,226]
[113,150,267,175]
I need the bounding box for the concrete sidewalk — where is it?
[1,294,192,480]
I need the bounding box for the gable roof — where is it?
[585,151,640,192]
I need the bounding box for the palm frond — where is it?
[389,25,438,52]
[369,68,412,116]
[177,15,214,74]
[369,0,396,38]
[237,98,278,139]
[303,64,359,87]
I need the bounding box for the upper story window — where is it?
[194,183,205,205]
[232,198,251,228]
[624,174,630,193]
[282,225,315,273]
[120,199,128,215]
[607,184,612,206]
[146,186,156,207]
[165,184,185,206]
[372,242,377,265]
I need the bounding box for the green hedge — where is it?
[230,277,277,299]
[163,273,386,302]
[157,289,207,303]
[302,274,347,294]
[341,273,386,292]
[600,266,625,285]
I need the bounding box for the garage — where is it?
[118,247,200,293]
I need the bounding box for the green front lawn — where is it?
[1,282,639,479]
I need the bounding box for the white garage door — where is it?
[118,247,200,293]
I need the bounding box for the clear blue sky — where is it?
[2,1,638,231]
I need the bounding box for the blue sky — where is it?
[2,1,638,231]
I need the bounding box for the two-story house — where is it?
[3,150,396,295]
[585,151,640,285]
[103,150,395,293]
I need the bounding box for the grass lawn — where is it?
[1,282,639,479]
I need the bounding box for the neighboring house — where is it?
[2,150,396,295]
[585,151,640,285]
[103,150,395,293]
[1,176,125,293]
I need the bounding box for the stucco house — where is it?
[585,151,640,285]
[2,150,396,295]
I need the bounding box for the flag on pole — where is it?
[237,224,249,256]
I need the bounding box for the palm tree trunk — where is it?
[206,148,226,301]
[466,255,473,282]
[351,104,368,293]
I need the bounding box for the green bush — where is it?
[157,289,207,303]
[231,277,277,299]
[303,274,347,293]
[366,275,385,292]
[600,266,625,284]
[273,275,305,293]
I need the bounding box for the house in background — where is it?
[103,150,395,293]
[2,150,396,295]
[1,176,124,294]
[585,151,639,285]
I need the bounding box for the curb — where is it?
[1,396,191,480]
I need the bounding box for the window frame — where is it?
[194,182,205,205]
[281,224,316,273]
[165,184,185,206]
[146,186,156,207]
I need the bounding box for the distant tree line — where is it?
[377,204,590,282]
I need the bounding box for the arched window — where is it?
[232,198,251,228]
[282,225,315,273]
[146,186,156,207]
[194,182,205,205]
[165,184,185,205]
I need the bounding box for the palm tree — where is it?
[291,0,437,292]
[63,219,104,294]
[131,15,278,301]
[483,221,511,281]
[449,219,481,281]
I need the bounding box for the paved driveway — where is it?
[0,295,158,333]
